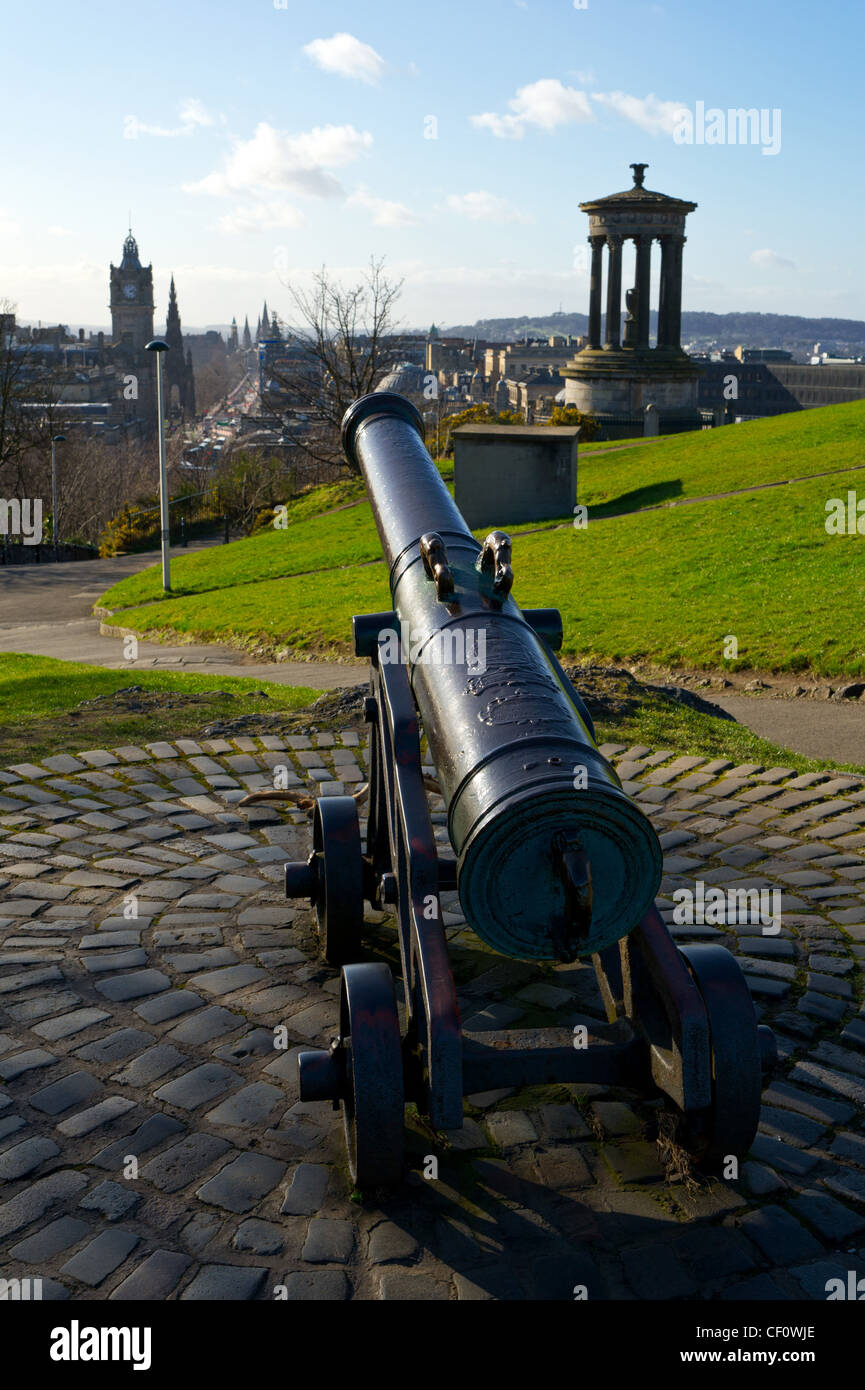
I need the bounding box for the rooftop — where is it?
[580,163,697,215]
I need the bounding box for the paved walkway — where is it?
[0,734,863,1299]
[711,695,865,767]
[0,544,220,627]
[0,549,357,692]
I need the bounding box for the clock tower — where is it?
[109,230,154,349]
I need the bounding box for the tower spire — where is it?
[162,275,193,418]
[165,274,183,350]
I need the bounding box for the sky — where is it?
[1,0,862,333]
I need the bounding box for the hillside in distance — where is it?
[442,310,865,349]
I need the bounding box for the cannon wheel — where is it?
[677,945,762,1170]
[312,797,364,966]
[340,962,404,1189]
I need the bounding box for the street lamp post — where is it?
[145,338,171,592]
[51,433,66,560]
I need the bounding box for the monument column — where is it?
[666,235,685,351]
[635,234,652,349]
[604,235,623,349]
[588,236,604,349]
[657,235,675,348]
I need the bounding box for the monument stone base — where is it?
[562,348,703,440]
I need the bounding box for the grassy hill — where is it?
[0,655,320,761]
[97,400,865,677]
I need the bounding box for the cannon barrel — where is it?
[341,391,662,962]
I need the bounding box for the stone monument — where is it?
[563,163,702,437]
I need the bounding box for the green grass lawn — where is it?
[536,398,865,522]
[98,477,367,611]
[106,403,865,614]
[580,435,648,452]
[512,471,865,674]
[96,400,865,678]
[0,654,322,761]
[105,465,865,676]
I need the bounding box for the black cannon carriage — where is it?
[284,390,775,1188]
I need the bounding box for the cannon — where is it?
[284,390,774,1189]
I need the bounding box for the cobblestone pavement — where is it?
[1,728,864,1302]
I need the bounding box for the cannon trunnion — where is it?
[284,391,774,1189]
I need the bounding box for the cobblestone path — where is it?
[1,728,864,1300]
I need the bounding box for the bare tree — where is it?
[0,299,62,497]
[267,257,405,474]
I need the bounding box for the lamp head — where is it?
[145,338,169,353]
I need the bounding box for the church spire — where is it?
[165,274,183,352]
[161,275,194,418]
[243,315,252,349]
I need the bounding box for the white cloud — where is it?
[184,122,373,199]
[591,91,687,135]
[347,186,420,227]
[749,248,796,271]
[473,80,688,139]
[303,32,385,84]
[124,116,180,139]
[124,99,216,140]
[219,202,306,234]
[472,78,594,138]
[46,225,71,237]
[179,98,215,129]
[446,191,533,224]
[0,216,21,238]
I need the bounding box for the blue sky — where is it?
[2,0,861,331]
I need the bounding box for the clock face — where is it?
[122,282,137,300]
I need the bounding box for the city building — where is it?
[697,359,865,420]
[503,368,565,419]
